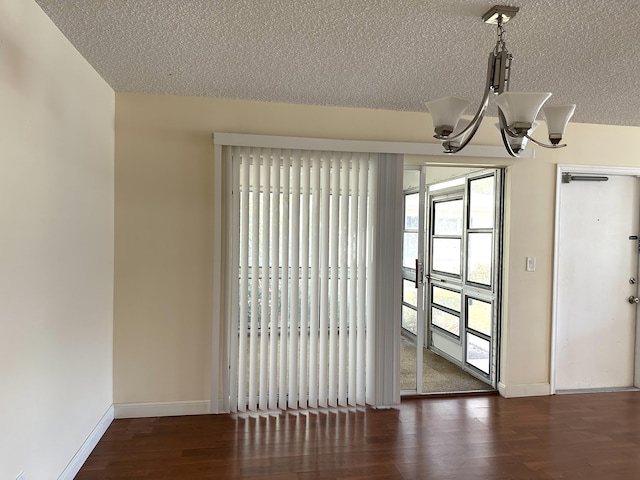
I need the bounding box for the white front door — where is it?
[555,174,640,391]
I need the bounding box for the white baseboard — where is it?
[114,400,212,419]
[58,404,114,480]
[556,386,640,395]
[498,382,551,398]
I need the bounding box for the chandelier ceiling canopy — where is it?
[425,5,576,157]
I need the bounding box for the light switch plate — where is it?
[526,257,536,272]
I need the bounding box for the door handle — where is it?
[415,259,424,288]
[628,296,639,304]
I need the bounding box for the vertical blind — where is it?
[226,146,379,412]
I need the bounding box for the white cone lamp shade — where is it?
[542,104,576,144]
[425,96,472,136]
[495,121,539,152]
[494,92,551,133]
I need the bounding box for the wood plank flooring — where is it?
[76,392,640,479]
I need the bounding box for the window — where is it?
[431,198,463,276]
[430,285,461,337]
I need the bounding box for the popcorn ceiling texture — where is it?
[35,0,640,126]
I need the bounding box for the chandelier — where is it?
[425,5,576,157]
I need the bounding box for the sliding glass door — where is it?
[401,168,503,394]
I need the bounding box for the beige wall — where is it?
[114,93,640,404]
[113,94,436,403]
[0,1,114,478]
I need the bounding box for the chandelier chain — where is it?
[495,14,508,53]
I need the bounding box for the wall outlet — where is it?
[16,472,25,480]
[526,256,536,272]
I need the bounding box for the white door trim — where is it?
[212,133,517,410]
[551,164,640,394]
[212,132,531,159]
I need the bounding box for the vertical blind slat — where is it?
[348,158,360,406]
[258,148,271,411]
[356,154,368,405]
[288,151,301,409]
[279,150,291,410]
[236,149,250,412]
[248,147,261,411]
[318,153,331,408]
[299,154,311,409]
[365,154,378,404]
[308,152,321,408]
[328,155,340,407]
[237,148,251,412]
[228,147,241,413]
[269,150,281,410]
[338,153,350,407]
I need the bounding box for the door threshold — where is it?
[401,389,498,400]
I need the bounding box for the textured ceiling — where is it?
[35,0,640,126]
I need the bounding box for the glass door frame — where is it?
[427,186,467,380]
[400,167,427,394]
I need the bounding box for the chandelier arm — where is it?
[524,134,567,149]
[434,51,497,143]
[498,108,518,157]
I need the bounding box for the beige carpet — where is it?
[400,334,494,393]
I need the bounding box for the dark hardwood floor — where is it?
[76,391,640,479]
